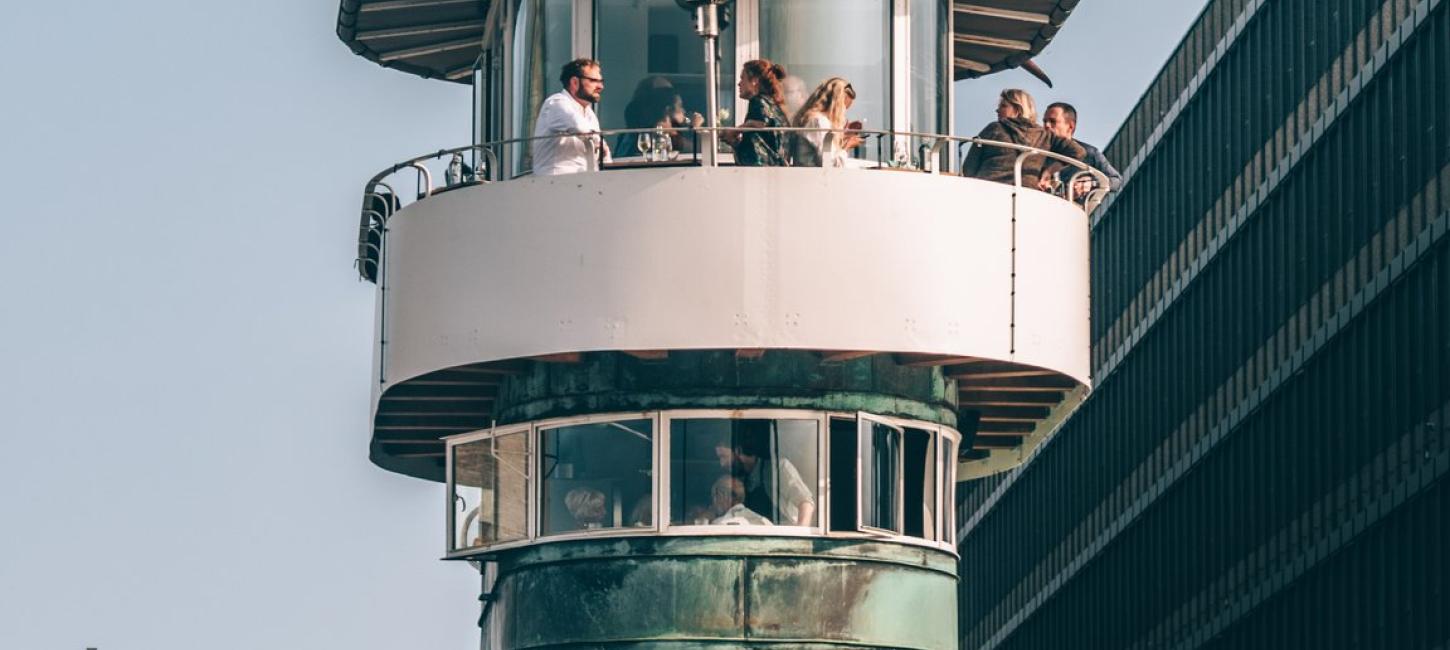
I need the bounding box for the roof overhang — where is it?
[336,0,495,83]
[336,0,1081,84]
[951,0,1080,81]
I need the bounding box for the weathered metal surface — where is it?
[492,351,957,426]
[488,536,957,649]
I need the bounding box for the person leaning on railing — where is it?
[1043,101,1123,200]
[721,59,791,167]
[791,78,864,168]
[961,88,1085,190]
[532,58,613,176]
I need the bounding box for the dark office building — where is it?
[957,0,1449,647]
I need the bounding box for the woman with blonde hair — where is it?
[791,77,864,167]
[961,88,1085,189]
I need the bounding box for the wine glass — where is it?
[637,133,654,161]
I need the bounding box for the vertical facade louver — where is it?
[957,0,1450,647]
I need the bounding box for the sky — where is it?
[0,1,1204,648]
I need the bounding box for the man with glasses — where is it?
[532,58,612,176]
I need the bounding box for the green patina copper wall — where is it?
[492,351,959,427]
[482,536,958,649]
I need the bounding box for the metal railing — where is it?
[355,127,1111,283]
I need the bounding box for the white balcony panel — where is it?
[379,167,1089,389]
[1013,188,1093,384]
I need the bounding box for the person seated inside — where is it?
[564,486,608,530]
[961,88,1085,190]
[709,475,772,526]
[791,77,864,167]
[614,78,703,158]
[627,494,652,527]
[714,422,816,526]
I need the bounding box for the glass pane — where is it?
[941,435,957,544]
[860,419,900,532]
[452,439,493,551]
[596,0,735,158]
[671,418,819,527]
[903,428,936,539]
[760,0,889,132]
[540,419,654,535]
[908,0,944,168]
[494,431,530,544]
[828,417,858,532]
[512,0,575,174]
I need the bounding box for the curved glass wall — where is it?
[494,0,950,171]
[760,0,890,132]
[511,0,574,173]
[908,0,945,166]
[445,410,959,556]
[595,0,736,158]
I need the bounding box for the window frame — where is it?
[857,412,905,536]
[660,409,828,536]
[940,429,959,545]
[444,422,533,558]
[534,412,661,542]
[444,408,961,558]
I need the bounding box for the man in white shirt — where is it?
[532,58,612,176]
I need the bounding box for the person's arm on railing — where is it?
[1086,145,1123,192]
[1037,134,1086,191]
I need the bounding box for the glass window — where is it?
[761,0,889,132]
[828,416,858,532]
[540,419,654,535]
[512,0,575,173]
[860,417,901,533]
[671,418,819,527]
[451,438,490,552]
[941,434,957,544]
[908,0,944,167]
[596,0,735,158]
[450,431,529,552]
[903,427,936,539]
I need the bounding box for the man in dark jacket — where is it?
[962,89,1085,190]
[1044,102,1123,199]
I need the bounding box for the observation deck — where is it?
[338,1,1094,647]
[358,130,1104,482]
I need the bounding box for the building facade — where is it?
[957,0,1450,647]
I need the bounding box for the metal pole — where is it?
[695,3,720,166]
[472,55,485,175]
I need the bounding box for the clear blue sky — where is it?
[0,2,1204,648]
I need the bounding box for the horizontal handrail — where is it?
[355,127,1111,281]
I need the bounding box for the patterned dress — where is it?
[735,95,789,167]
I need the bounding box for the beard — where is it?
[573,86,600,104]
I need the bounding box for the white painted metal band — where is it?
[378,167,1090,394]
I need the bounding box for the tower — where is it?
[337,1,1099,647]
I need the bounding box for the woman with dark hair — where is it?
[724,59,790,166]
[615,78,703,158]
